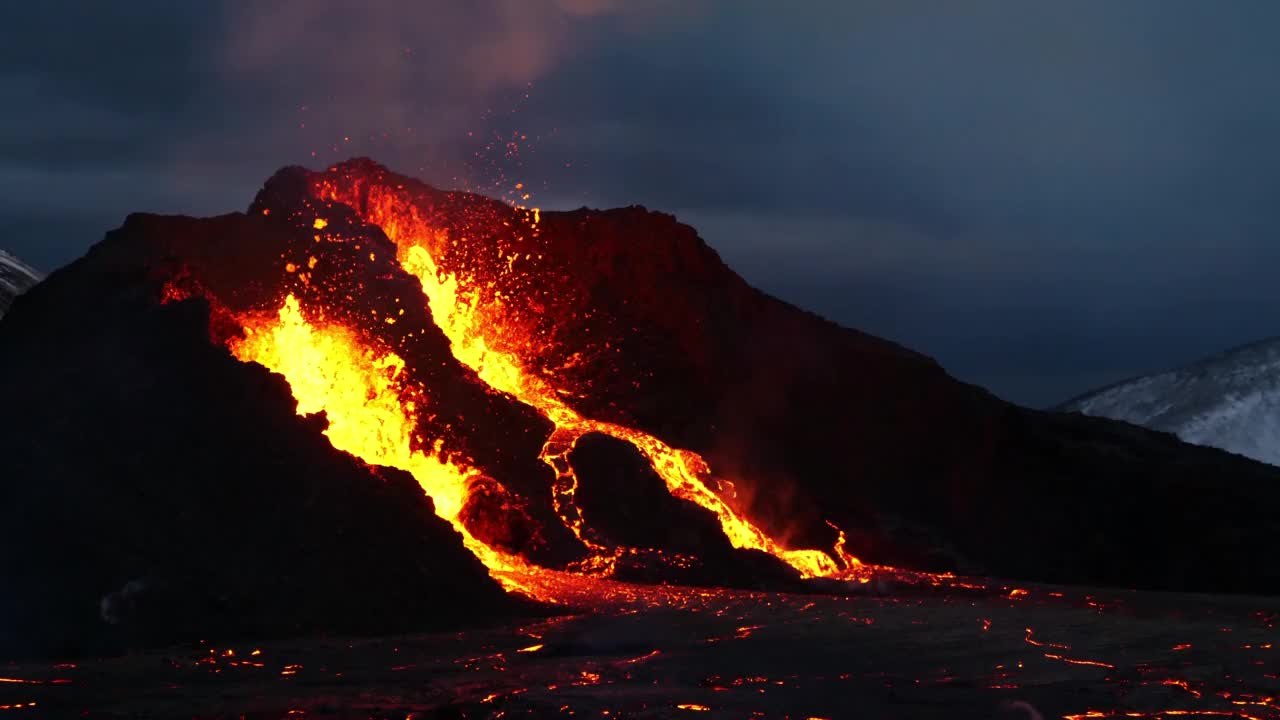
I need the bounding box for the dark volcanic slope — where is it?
[0,214,531,661]
[301,159,1280,595]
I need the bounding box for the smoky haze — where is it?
[3,1,1279,407]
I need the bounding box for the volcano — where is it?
[3,159,1280,661]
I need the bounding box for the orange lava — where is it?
[310,177,866,582]
[228,294,540,595]
[220,169,876,598]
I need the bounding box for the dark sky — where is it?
[5,1,1280,407]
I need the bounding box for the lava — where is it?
[228,293,538,592]
[14,575,1277,718]
[306,173,866,582]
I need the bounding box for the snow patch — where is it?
[1062,338,1280,467]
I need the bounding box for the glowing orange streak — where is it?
[323,182,865,580]
[228,294,540,595]
[1025,627,1072,650]
[538,425,613,560]
[620,650,662,665]
[1159,679,1202,698]
[1042,653,1115,669]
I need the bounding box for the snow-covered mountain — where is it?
[1060,338,1280,466]
[0,249,42,319]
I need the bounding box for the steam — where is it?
[218,1,689,141]
[225,1,606,88]
[100,579,150,626]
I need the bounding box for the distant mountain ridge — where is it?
[1060,336,1280,466]
[0,249,43,318]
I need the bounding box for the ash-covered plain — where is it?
[5,575,1277,719]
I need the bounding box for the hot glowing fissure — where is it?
[228,178,865,593]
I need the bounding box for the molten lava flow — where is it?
[317,181,865,581]
[228,294,538,593]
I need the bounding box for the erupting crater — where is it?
[202,160,874,596]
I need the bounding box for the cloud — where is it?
[217,1,695,134]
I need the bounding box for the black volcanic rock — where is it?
[0,217,537,661]
[573,432,720,551]
[570,432,803,590]
[296,159,1280,595]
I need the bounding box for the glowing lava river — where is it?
[219,165,867,598]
